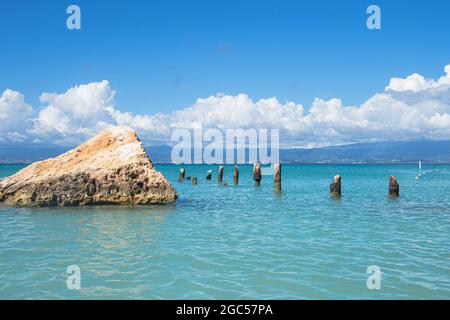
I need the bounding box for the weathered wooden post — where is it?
[192,177,198,185]
[218,165,224,183]
[389,176,399,197]
[330,175,341,197]
[178,168,185,182]
[206,173,212,180]
[253,163,262,186]
[233,165,239,184]
[274,163,281,192]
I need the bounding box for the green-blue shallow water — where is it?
[1,164,449,299]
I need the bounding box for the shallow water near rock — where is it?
[1,163,450,299]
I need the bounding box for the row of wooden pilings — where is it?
[178,163,282,192]
[178,165,400,197]
[329,175,400,197]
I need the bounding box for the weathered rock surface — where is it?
[0,126,178,207]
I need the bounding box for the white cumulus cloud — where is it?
[0,89,34,143]
[31,80,117,145]
[1,63,450,148]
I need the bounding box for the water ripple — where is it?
[0,164,450,299]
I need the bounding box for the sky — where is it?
[1,0,450,148]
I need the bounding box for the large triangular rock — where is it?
[0,127,178,206]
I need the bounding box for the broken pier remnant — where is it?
[330,175,341,197]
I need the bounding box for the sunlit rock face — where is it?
[0,126,178,207]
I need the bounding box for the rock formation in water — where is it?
[0,126,178,207]
[389,176,400,197]
[330,175,341,197]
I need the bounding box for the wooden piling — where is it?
[192,177,198,185]
[253,163,262,186]
[218,165,224,183]
[178,168,185,182]
[330,175,341,197]
[206,173,212,180]
[389,176,399,197]
[274,163,281,192]
[233,165,239,184]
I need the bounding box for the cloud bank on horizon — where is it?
[1,64,450,148]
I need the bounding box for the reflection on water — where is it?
[77,205,175,250]
[1,164,450,299]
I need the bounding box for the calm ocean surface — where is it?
[0,164,449,299]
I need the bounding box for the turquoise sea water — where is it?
[0,163,449,299]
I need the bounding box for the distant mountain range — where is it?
[2,140,450,164]
[279,140,450,164]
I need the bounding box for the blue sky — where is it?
[1,0,450,147]
[1,0,449,113]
